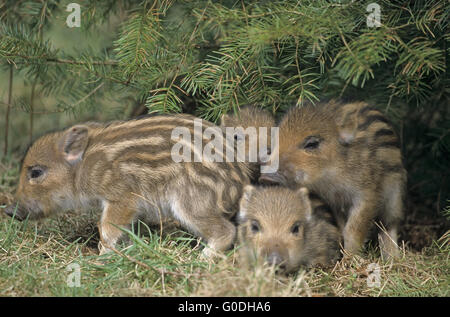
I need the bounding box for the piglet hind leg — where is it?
[98,199,138,255]
[378,175,404,260]
[171,194,236,259]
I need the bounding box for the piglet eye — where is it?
[302,136,321,150]
[250,220,261,233]
[31,169,42,178]
[28,166,45,179]
[291,222,301,235]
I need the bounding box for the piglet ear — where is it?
[335,108,358,145]
[238,185,255,222]
[60,125,89,164]
[338,129,356,145]
[297,187,312,220]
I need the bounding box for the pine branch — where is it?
[1,54,119,66]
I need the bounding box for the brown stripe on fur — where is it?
[358,105,375,115]
[108,143,177,163]
[375,140,400,148]
[383,163,405,173]
[105,115,200,132]
[357,114,390,130]
[374,128,395,139]
[98,125,182,144]
[98,115,219,142]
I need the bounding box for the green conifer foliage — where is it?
[0,0,448,239]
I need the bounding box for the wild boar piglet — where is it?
[237,185,341,273]
[5,114,252,256]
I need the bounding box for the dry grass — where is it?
[0,206,447,297]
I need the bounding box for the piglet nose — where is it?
[266,251,284,267]
[4,203,24,221]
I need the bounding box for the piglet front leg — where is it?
[98,198,137,255]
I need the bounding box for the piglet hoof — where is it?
[378,233,401,262]
[201,245,227,262]
[380,244,400,262]
[98,241,113,256]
